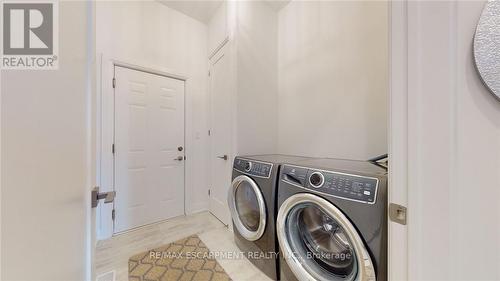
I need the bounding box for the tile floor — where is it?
[95,212,271,281]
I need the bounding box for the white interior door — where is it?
[114,66,185,233]
[209,44,233,225]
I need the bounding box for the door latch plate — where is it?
[389,203,407,225]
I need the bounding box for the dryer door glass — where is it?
[283,202,359,280]
[228,175,267,241]
[277,194,376,281]
[235,181,260,231]
[297,205,356,277]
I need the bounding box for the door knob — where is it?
[217,155,228,160]
[174,156,184,161]
[178,146,183,151]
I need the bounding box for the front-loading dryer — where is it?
[228,155,310,280]
[276,158,387,281]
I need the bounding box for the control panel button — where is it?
[309,172,324,188]
[244,162,252,172]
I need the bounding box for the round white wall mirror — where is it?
[474,0,500,100]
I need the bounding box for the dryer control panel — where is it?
[234,158,273,178]
[281,165,379,204]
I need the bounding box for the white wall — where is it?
[96,1,209,238]
[208,2,228,57]
[1,2,92,280]
[207,1,278,157]
[277,1,388,160]
[399,1,500,279]
[209,1,388,160]
[235,1,279,155]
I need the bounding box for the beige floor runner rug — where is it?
[129,235,231,281]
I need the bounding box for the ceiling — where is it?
[158,0,291,24]
[262,0,290,12]
[158,1,224,24]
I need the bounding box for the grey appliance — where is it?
[276,158,387,281]
[228,155,310,280]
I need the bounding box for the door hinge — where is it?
[112,209,116,221]
[112,144,115,154]
[389,203,407,225]
[112,77,116,89]
[208,70,211,77]
[208,189,211,196]
[208,130,211,136]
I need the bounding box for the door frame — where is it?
[208,40,237,227]
[388,1,409,280]
[96,54,189,239]
[89,1,411,274]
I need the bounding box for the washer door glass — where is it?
[286,203,358,280]
[235,180,260,231]
[228,175,267,241]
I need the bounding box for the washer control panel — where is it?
[234,158,272,178]
[281,165,379,204]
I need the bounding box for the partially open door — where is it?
[209,43,233,226]
[0,1,95,280]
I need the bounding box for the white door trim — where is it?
[388,1,409,280]
[96,55,190,239]
[112,60,187,81]
[0,41,3,280]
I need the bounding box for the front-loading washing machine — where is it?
[276,158,387,281]
[228,155,310,280]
